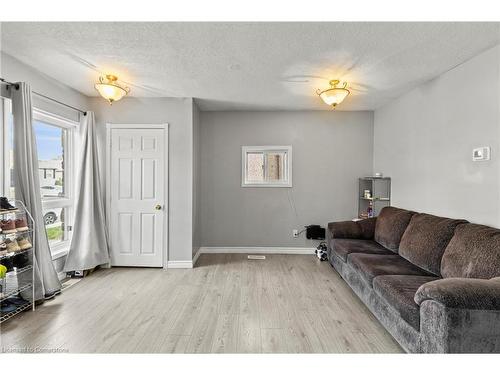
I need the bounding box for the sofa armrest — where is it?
[327,218,376,240]
[415,277,500,310]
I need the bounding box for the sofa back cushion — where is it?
[398,213,468,276]
[374,207,415,252]
[441,223,500,279]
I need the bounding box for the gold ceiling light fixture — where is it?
[317,80,350,108]
[94,74,130,104]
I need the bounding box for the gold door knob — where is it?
[155,204,162,210]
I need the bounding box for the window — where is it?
[1,98,14,199]
[34,110,76,257]
[1,99,76,258]
[35,121,67,198]
[242,146,292,187]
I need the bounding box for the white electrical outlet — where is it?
[472,146,490,161]
[293,229,299,238]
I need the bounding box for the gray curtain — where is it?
[12,82,61,300]
[64,111,110,272]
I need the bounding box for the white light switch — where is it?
[472,147,490,161]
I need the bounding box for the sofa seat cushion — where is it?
[374,207,416,253]
[332,239,394,262]
[399,213,468,276]
[373,275,439,330]
[347,253,433,285]
[441,223,500,279]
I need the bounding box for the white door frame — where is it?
[106,123,169,268]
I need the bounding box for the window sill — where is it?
[241,183,292,188]
[51,247,69,261]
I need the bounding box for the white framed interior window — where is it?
[0,98,77,259]
[242,145,292,187]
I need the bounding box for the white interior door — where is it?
[109,126,167,267]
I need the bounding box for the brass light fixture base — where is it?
[105,74,118,82]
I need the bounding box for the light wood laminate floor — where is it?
[0,254,402,353]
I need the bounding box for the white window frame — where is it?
[33,109,78,259]
[0,100,77,259]
[1,98,12,197]
[241,145,292,187]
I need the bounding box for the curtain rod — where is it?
[0,78,87,116]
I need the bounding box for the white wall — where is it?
[374,45,500,226]
[1,52,88,121]
[90,97,195,263]
[192,101,201,256]
[200,111,374,248]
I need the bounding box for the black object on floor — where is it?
[306,225,326,240]
[315,242,328,261]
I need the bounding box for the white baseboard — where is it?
[192,248,201,266]
[167,260,194,269]
[198,247,315,255]
[168,247,314,269]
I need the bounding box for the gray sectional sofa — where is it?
[326,206,500,353]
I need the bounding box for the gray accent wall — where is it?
[199,111,374,247]
[373,45,500,227]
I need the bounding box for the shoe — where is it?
[5,239,21,253]
[0,241,7,256]
[0,197,17,212]
[0,220,17,234]
[0,264,7,278]
[15,217,29,232]
[17,237,32,251]
[5,296,29,306]
[1,257,14,272]
[12,252,29,268]
[0,301,18,314]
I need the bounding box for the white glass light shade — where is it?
[318,88,350,107]
[317,80,350,108]
[94,75,130,104]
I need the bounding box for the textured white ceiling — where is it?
[1,22,500,110]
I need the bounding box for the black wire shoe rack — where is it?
[0,200,36,323]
